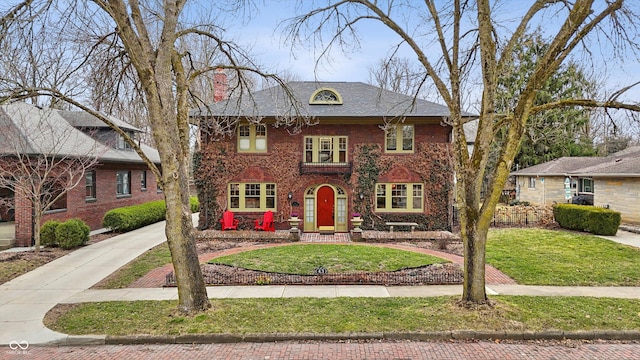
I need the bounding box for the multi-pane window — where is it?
[228,183,276,211]
[304,136,348,163]
[238,124,267,152]
[385,124,414,153]
[528,177,536,189]
[141,171,147,190]
[116,171,131,196]
[85,170,96,200]
[376,183,423,212]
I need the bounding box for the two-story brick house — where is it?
[0,102,163,248]
[192,81,475,233]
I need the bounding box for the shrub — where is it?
[40,220,61,247]
[55,219,90,249]
[553,204,621,236]
[190,196,200,213]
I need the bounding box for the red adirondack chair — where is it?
[220,210,238,230]
[254,210,275,232]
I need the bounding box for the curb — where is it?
[48,330,640,346]
[619,225,640,235]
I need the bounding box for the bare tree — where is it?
[286,0,640,305]
[1,1,308,313]
[0,103,102,252]
[368,57,433,99]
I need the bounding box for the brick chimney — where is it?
[213,68,228,102]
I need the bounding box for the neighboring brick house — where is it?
[192,81,475,232]
[511,146,640,224]
[0,102,163,247]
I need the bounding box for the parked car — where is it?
[571,193,594,205]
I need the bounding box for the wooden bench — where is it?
[385,222,419,232]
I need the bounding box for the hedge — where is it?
[553,204,621,236]
[102,196,200,232]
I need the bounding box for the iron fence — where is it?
[165,263,463,287]
[452,205,549,227]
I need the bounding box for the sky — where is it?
[216,1,640,106]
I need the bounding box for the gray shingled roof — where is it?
[58,110,143,132]
[511,146,640,177]
[192,81,477,120]
[0,102,160,164]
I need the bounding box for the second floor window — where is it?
[304,136,347,163]
[116,171,131,196]
[385,124,414,153]
[238,124,267,152]
[116,131,135,151]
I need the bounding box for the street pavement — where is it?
[1,218,640,357]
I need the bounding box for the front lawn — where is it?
[487,228,640,286]
[45,296,640,336]
[210,244,448,274]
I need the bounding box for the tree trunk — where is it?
[33,199,41,254]
[461,218,488,303]
[459,182,488,304]
[162,158,211,313]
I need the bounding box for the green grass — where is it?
[46,296,640,336]
[209,244,447,274]
[487,228,640,286]
[94,243,172,289]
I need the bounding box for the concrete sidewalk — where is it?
[60,284,640,304]
[0,216,172,346]
[2,219,640,346]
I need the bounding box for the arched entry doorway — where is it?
[303,184,348,232]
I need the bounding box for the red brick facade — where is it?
[196,122,454,232]
[13,163,163,247]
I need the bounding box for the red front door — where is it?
[317,186,335,227]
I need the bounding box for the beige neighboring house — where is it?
[511,146,640,224]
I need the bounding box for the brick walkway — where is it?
[14,341,640,359]
[129,234,516,288]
